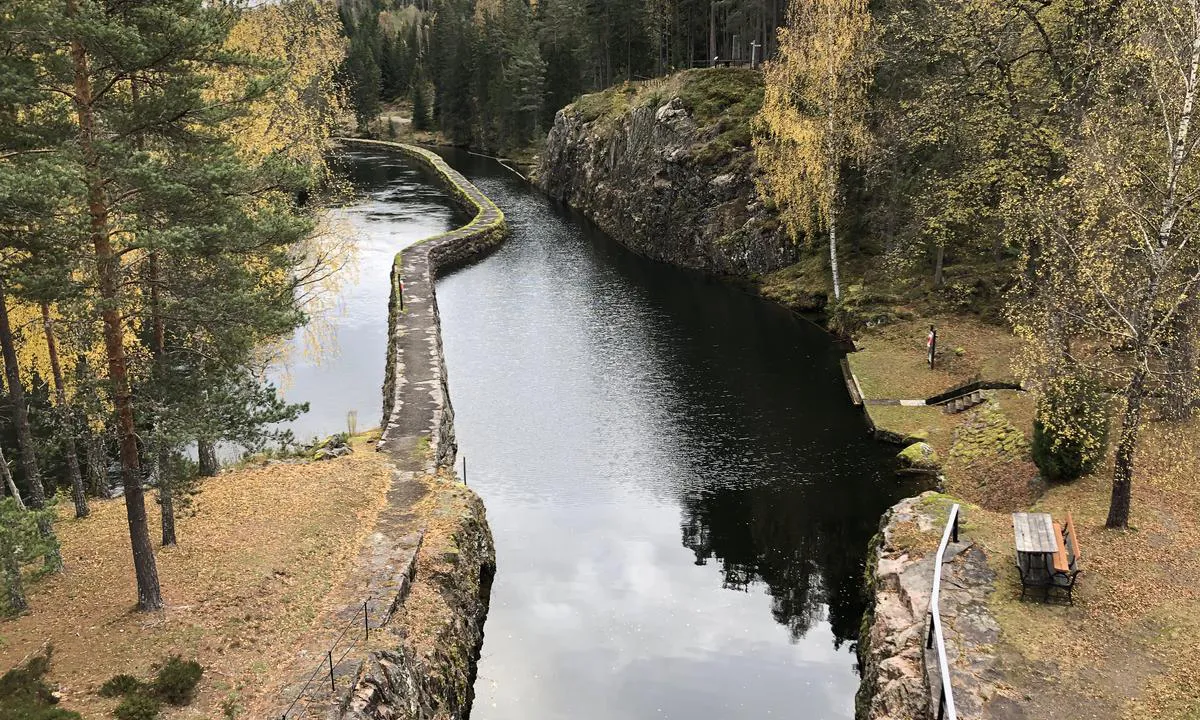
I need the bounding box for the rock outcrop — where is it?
[857,495,939,720]
[536,70,802,281]
[342,474,495,720]
[857,493,1009,720]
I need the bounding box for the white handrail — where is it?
[928,503,960,720]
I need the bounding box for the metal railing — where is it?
[279,598,374,720]
[925,503,961,720]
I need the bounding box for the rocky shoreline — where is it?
[536,83,803,283]
[856,493,1008,720]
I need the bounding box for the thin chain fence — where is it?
[279,597,373,720]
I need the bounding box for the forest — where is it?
[338,0,790,149]
[0,0,347,612]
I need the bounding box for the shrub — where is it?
[0,648,81,720]
[112,694,160,720]
[1032,374,1110,482]
[98,675,143,699]
[151,656,203,706]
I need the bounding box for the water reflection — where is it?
[272,151,469,441]
[427,148,916,719]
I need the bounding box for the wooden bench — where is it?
[1049,512,1083,605]
[1052,522,1070,573]
[1065,511,1082,564]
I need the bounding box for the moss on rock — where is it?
[898,441,940,470]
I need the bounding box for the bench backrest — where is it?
[1065,511,1082,564]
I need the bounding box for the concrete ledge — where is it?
[339,139,507,473]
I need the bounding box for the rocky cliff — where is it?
[536,69,808,289]
[856,493,1011,720]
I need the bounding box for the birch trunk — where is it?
[1106,364,1146,529]
[0,447,25,511]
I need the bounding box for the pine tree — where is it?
[412,73,432,131]
[347,35,383,132]
[36,0,320,608]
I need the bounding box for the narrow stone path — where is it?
[273,139,505,719]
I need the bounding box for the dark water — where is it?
[429,149,915,719]
[274,151,470,441]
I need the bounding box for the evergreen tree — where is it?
[430,0,475,143]
[346,35,383,132]
[33,0,319,608]
[412,70,432,131]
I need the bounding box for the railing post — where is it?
[364,600,369,640]
[463,455,467,485]
[926,611,935,650]
[951,509,959,543]
[328,650,335,692]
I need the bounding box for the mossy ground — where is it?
[569,67,763,167]
[853,313,1200,717]
[0,432,393,719]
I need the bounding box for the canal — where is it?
[433,150,914,720]
[290,148,915,719]
[275,150,469,442]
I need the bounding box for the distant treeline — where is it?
[337,0,789,151]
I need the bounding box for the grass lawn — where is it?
[853,313,1200,717]
[0,433,393,719]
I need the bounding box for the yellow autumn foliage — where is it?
[752,0,873,242]
[214,0,348,176]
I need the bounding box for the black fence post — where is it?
[926,612,935,650]
[463,455,467,485]
[951,511,959,543]
[328,651,335,692]
[364,600,369,640]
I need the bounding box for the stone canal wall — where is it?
[332,138,505,720]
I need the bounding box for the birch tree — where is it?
[1015,0,1200,529]
[752,0,874,303]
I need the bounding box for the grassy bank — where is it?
[0,434,393,719]
[852,314,1200,717]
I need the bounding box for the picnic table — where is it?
[1012,511,1083,604]
[1013,512,1056,565]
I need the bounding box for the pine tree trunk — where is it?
[41,303,88,518]
[86,432,108,498]
[156,449,176,547]
[1106,365,1147,529]
[0,288,45,507]
[70,14,162,611]
[147,253,175,547]
[77,359,110,497]
[160,481,176,547]
[2,545,25,614]
[0,290,57,570]
[0,446,25,511]
[933,244,945,288]
[197,440,219,477]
